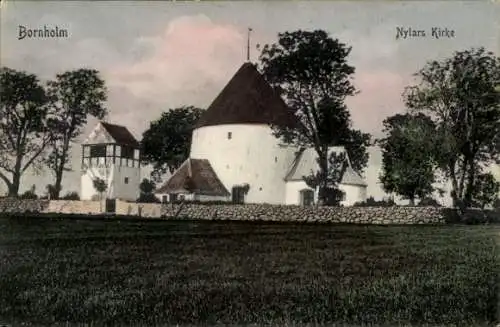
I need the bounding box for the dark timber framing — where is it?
[81,143,141,168]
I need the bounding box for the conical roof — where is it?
[195,63,300,129]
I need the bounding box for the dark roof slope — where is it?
[195,62,300,129]
[155,158,230,196]
[100,122,140,147]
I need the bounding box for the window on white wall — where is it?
[227,132,232,139]
[124,177,129,184]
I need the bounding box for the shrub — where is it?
[19,191,38,200]
[418,197,442,207]
[61,192,80,200]
[353,196,395,207]
[137,193,160,203]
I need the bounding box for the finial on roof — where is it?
[247,27,253,62]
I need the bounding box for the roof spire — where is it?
[247,27,252,62]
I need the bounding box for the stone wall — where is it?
[45,200,102,215]
[116,200,162,218]
[161,203,447,224]
[0,198,49,213]
[0,198,453,224]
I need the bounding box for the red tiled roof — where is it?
[155,158,230,196]
[195,62,301,129]
[100,122,139,147]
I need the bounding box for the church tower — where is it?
[80,121,141,201]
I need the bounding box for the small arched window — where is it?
[227,132,232,139]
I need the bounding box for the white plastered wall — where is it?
[190,124,297,204]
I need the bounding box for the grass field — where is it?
[0,215,499,326]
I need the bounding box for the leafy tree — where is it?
[46,69,108,199]
[404,47,500,208]
[471,172,500,209]
[137,178,160,203]
[0,67,54,196]
[141,106,204,182]
[378,113,437,205]
[92,178,107,212]
[343,129,371,174]
[258,30,370,205]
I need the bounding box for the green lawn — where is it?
[0,215,498,326]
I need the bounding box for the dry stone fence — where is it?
[0,197,470,224]
[160,203,447,224]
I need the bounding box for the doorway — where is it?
[231,186,246,204]
[299,189,314,206]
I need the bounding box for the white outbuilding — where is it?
[156,63,367,206]
[81,121,141,202]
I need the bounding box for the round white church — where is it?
[155,63,367,206]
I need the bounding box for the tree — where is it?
[343,129,372,174]
[471,172,500,209]
[404,47,500,208]
[92,178,107,212]
[46,69,108,199]
[141,106,203,182]
[45,184,58,200]
[378,113,437,205]
[258,30,370,204]
[0,67,54,196]
[137,178,160,203]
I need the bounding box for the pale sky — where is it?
[1,1,499,197]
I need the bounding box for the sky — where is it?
[1,1,499,199]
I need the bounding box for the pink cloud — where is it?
[106,15,248,109]
[347,70,408,137]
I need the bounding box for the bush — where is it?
[418,197,442,207]
[19,191,37,200]
[443,207,500,225]
[137,193,161,203]
[61,192,80,200]
[353,196,395,207]
[483,209,500,223]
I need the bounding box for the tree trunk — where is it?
[457,157,468,201]
[53,169,64,200]
[8,172,21,197]
[449,163,460,208]
[463,160,477,208]
[409,196,415,206]
[8,158,23,197]
[52,139,70,200]
[317,151,329,206]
